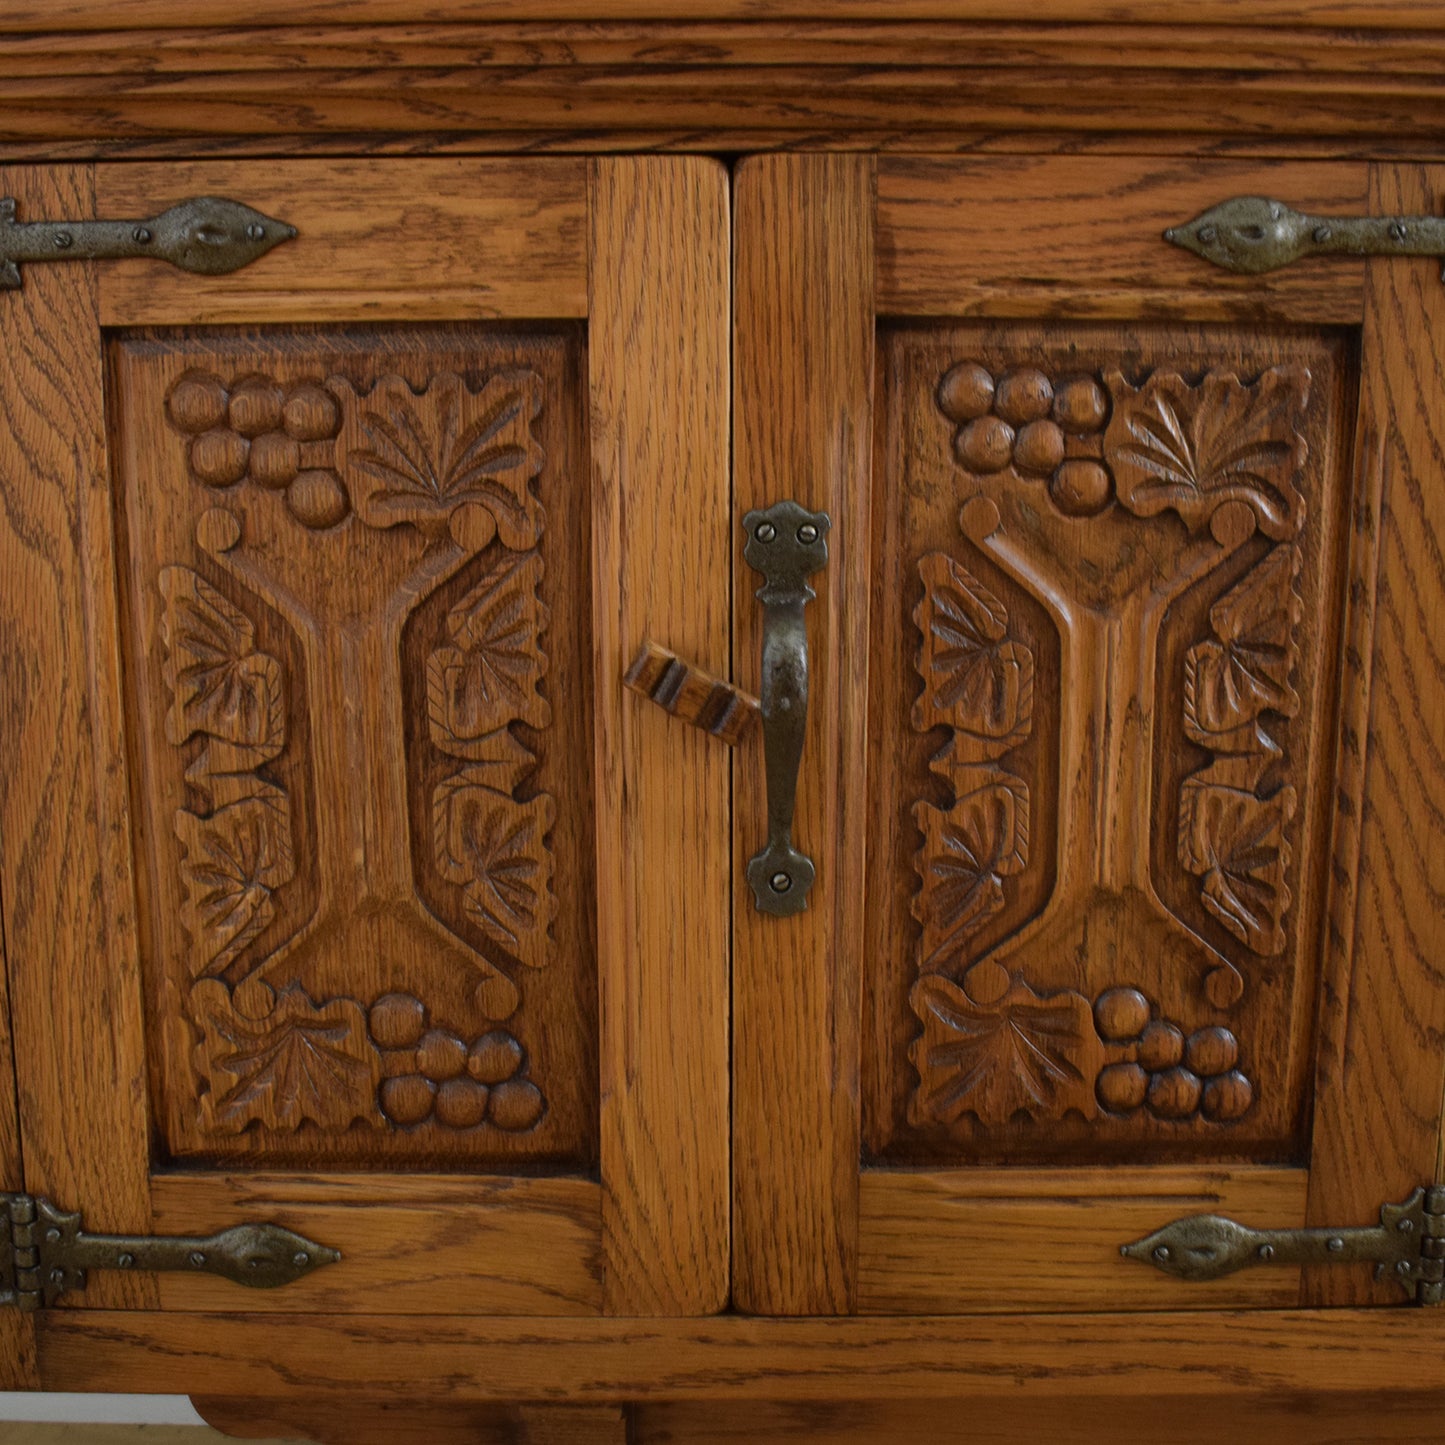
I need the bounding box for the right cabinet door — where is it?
[732,153,1445,1316]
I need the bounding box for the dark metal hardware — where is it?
[1166,195,1445,278]
[1,1192,338,1310]
[0,195,296,289]
[1121,1185,1445,1305]
[743,499,830,917]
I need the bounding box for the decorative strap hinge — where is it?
[0,1192,339,1311]
[1121,1185,1445,1305]
[0,196,296,289]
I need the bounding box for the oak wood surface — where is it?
[634,1396,1445,1445]
[0,163,156,1311]
[0,877,37,1387]
[196,1398,626,1444]
[857,1166,1309,1312]
[731,153,874,1316]
[1302,162,1445,1306]
[150,1173,601,1315]
[589,156,731,1316]
[876,156,1369,322]
[93,161,589,324]
[35,1308,1445,1402]
[7,3,1445,30]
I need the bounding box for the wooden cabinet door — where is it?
[733,154,1445,1315]
[0,157,730,1317]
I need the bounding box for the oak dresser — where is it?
[2,4,1445,1442]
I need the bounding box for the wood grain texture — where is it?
[624,642,759,747]
[196,1398,626,1444]
[0,163,155,1310]
[877,157,1369,322]
[634,1396,1445,1445]
[150,1174,601,1315]
[35,1308,1445,1402]
[589,157,731,1316]
[8,3,1445,31]
[1303,162,1445,1306]
[0,880,36,1387]
[731,153,874,1316]
[858,1166,1308,1313]
[94,161,587,324]
[11,21,1445,155]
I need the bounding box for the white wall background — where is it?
[0,1395,204,1425]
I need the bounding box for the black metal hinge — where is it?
[0,1193,338,1311]
[1121,1185,1445,1304]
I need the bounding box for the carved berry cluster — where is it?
[368,991,545,1133]
[937,361,1115,517]
[1093,987,1252,1123]
[165,369,349,530]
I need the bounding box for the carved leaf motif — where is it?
[158,566,284,769]
[175,790,295,975]
[1104,367,1310,541]
[912,780,1029,969]
[909,972,1103,1128]
[1185,545,1302,742]
[193,980,380,1134]
[433,774,556,969]
[340,371,545,549]
[428,551,551,752]
[1179,782,1297,955]
[913,552,1034,750]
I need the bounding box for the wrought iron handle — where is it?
[743,500,830,917]
[0,195,296,289]
[1166,195,1445,278]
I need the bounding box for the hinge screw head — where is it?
[1313,224,1332,243]
[1398,1260,1413,1274]
[1390,220,1408,242]
[1327,1237,1344,1252]
[48,1268,64,1285]
[117,1252,134,1268]
[189,1251,207,1267]
[755,522,777,543]
[44,1228,61,1243]
[769,871,792,894]
[132,226,152,244]
[1258,1244,1274,1260]
[1399,1218,1415,1232]
[53,231,72,250]
[246,223,265,241]
[1153,1246,1171,1263]
[797,523,819,544]
[293,1252,309,1267]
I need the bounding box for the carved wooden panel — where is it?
[865,323,1355,1165]
[110,324,595,1168]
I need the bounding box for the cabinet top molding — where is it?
[5,10,1445,158]
[5,1,1445,28]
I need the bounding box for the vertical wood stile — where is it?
[0,164,155,1310]
[1304,162,1445,1304]
[0,872,37,1383]
[590,156,732,1315]
[732,153,875,1314]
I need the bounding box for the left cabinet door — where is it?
[0,158,731,1319]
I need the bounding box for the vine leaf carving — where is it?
[1104,367,1310,541]
[909,970,1103,1128]
[912,781,1029,970]
[159,565,284,776]
[427,550,551,751]
[175,791,295,975]
[433,775,557,969]
[913,551,1033,751]
[193,979,381,1134]
[337,371,545,548]
[1179,783,1297,955]
[1185,544,1303,743]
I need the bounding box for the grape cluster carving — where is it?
[937,361,1114,516]
[1093,987,1252,1123]
[368,991,544,1133]
[166,369,349,530]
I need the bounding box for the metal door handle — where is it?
[742,500,830,917]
